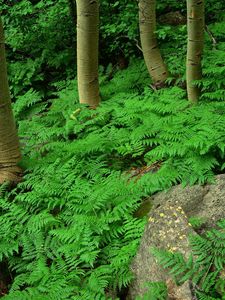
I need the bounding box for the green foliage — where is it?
[135,282,167,300]
[188,216,206,229]
[0,48,224,298]
[100,1,139,58]
[151,219,225,299]
[1,0,75,97]
[1,0,224,102]
[1,1,225,299]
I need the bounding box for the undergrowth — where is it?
[0,35,225,299]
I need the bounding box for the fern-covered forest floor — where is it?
[1,3,225,299]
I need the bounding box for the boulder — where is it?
[127,203,195,299]
[151,174,225,229]
[127,174,225,299]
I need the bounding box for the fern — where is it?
[0,40,225,298]
[135,282,167,300]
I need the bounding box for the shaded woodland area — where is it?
[0,0,225,299]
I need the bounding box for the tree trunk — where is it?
[139,0,168,86]
[0,16,21,183]
[76,0,100,107]
[186,0,205,103]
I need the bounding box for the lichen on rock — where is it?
[127,203,195,299]
[127,174,225,299]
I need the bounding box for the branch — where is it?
[205,25,217,50]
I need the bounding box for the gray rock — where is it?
[152,174,225,229]
[127,175,225,299]
[127,203,194,299]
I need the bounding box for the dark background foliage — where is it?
[2,0,225,99]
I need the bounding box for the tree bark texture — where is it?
[0,16,21,183]
[76,0,100,107]
[186,0,205,103]
[139,0,168,85]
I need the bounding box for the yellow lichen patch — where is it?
[167,228,175,233]
[176,206,186,216]
[169,246,178,253]
[148,217,155,223]
[159,230,166,236]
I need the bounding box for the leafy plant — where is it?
[188,216,206,230]
[135,282,167,300]
[0,1,225,298]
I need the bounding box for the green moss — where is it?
[134,199,153,218]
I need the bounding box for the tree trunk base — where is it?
[0,166,23,184]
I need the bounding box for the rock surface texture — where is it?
[152,174,225,229]
[127,174,225,299]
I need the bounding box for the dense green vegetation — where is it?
[0,0,225,299]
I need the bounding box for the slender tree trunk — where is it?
[139,0,168,86]
[186,0,205,103]
[76,0,100,107]
[0,16,21,183]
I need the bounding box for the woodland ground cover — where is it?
[0,0,225,299]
